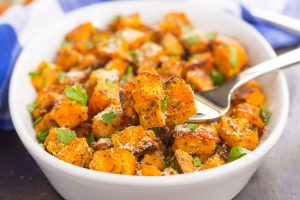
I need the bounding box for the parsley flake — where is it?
[210,69,225,86]
[186,35,199,45]
[206,32,217,41]
[57,71,66,81]
[86,133,95,146]
[57,128,76,145]
[101,111,117,124]
[184,123,199,131]
[123,66,133,82]
[193,156,202,167]
[227,146,250,162]
[37,129,49,143]
[161,96,169,112]
[228,46,238,68]
[26,102,36,113]
[260,105,271,124]
[64,84,88,106]
[33,116,43,127]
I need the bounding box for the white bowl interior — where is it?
[9,0,289,191]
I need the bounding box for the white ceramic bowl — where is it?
[9,1,289,200]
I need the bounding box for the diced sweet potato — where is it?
[137,60,157,74]
[108,14,146,31]
[185,68,213,92]
[92,106,127,138]
[76,54,98,70]
[55,48,82,71]
[231,102,265,133]
[158,12,191,36]
[156,56,183,80]
[164,76,197,126]
[201,154,225,171]
[184,52,215,75]
[58,70,89,86]
[218,116,259,151]
[30,61,59,92]
[35,113,57,133]
[181,30,209,53]
[212,36,248,78]
[161,33,184,56]
[142,151,165,170]
[33,91,58,118]
[50,97,88,129]
[172,124,217,157]
[88,79,120,116]
[131,72,165,128]
[139,164,163,176]
[163,167,179,176]
[66,22,94,42]
[111,126,160,156]
[73,122,91,138]
[140,42,164,64]
[44,128,91,167]
[120,28,148,48]
[105,58,129,78]
[92,138,113,151]
[232,81,265,106]
[174,149,196,173]
[89,148,137,175]
[119,81,139,125]
[97,37,130,61]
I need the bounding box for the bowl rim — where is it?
[9,0,289,186]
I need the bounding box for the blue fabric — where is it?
[0,24,22,130]
[58,0,110,12]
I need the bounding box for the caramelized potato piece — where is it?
[181,30,209,53]
[55,48,81,71]
[111,126,159,156]
[140,42,164,64]
[164,76,197,126]
[92,106,127,138]
[76,54,98,70]
[172,124,217,156]
[212,36,248,78]
[175,149,196,173]
[184,52,215,75]
[35,113,57,133]
[158,12,191,36]
[89,148,136,175]
[30,61,59,92]
[219,116,259,151]
[88,79,120,116]
[142,151,165,170]
[186,68,213,92]
[232,102,264,133]
[119,81,139,125]
[92,138,113,151]
[50,97,88,129]
[201,154,225,170]
[105,58,129,78]
[139,164,163,176]
[232,81,265,106]
[97,37,130,60]
[131,72,165,128]
[161,33,184,56]
[137,60,157,74]
[66,22,94,42]
[156,56,183,80]
[163,167,179,176]
[108,14,146,31]
[44,128,91,167]
[120,28,148,48]
[58,70,89,86]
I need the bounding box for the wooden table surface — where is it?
[0,52,299,200]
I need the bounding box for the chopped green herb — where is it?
[191,54,200,60]
[60,41,70,48]
[64,84,88,106]
[163,154,172,167]
[193,156,202,167]
[123,66,133,82]
[92,37,104,45]
[161,96,169,112]
[86,133,95,146]
[101,111,117,124]
[186,35,199,45]
[214,144,220,153]
[112,15,121,21]
[105,79,115,88]
[130,51,141,59]
[170,159,180,173]
[37,129,49,143]
[57,71,66,81]
[228,46,238,68]
[26,102,36,113]
[260,105,271,124]
[33,116,43,127]
[189,83,196,91]
[28,71,36,78]
[41,78,46,88]
[184,123,199,131]
[150,127,161,137]
[210,69,225,86]
[180,23,192,33]
[206,32,217,41]
[57,128,76,145]
[227,146,250,162]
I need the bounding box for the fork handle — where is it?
[233,47,300,90]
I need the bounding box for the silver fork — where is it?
[188,47,300,122]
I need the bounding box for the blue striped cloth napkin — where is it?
[0,0,299,130]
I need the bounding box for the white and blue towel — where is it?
[0,0,299,130]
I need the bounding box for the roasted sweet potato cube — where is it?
[55,48,82,71]
[158,12,191,36]
[156,56,183,80]
[137,60,157,74]
[139,164,163,176]
[186,68,213,92]
[30,61,59,92]
[232,102,265,133]
[111,126,160,156]
[92,106,127,138]
[232,81,265,106]
[108,14,147,31]
[66,22,94,42]
[92,138,113,151]
[33,91,58,118]
[105,58,129,78]
[44,128,91,167]
[76,54,98,70]
[181,30,209,54]
[175,149,196,173]
[89,148,137,175]
[172,124,217,156]
[35,113,57,133]
[132,72,165,128]
[97,37,130,61]
[184,52,215,75]
[140,42,164,64]
[164,76,197,126]
[212,36,248,78]
[88,79,120,116]
[161,33,184,56]
[219,116,259,151]
[201,154,225,171]
[163,167,179,176]
[120,28,148,48]
[119,81,139,125]
[58,70,89,86]
[50,97,88,129]
[142,151,165,170]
